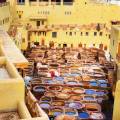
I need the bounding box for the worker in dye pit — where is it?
[77,52,81,59]
[61,52,66,59]
[33,59,37,76]
[95,51,99,62]
[55,115,77,120]
[43,50,48,58]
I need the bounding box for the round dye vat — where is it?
[90,81,98,87]
[65,111,76,116]
[70,73,80,77]
[84,96,94,101]
[63,73,70,77]
[48,86,62,91]
[85,89,96,95]
[57,92,70,99]
[55,77,64,81]
[45,92,55,98]
[65,108,77,116]
[33,86,45,93]
[67,81,78,85]
[52,101,65,106]
[85,103,101,112]
[90,112,104,119]
[52,108,63,117]
[68,102,83,109]
[99,83,107,87]
[96,91,105,96]
[98,79,107,83]
[69,95,82,101]
[53,111,62,116]
[40,96,51,102]
[44,79,54,84]
[78,112,89,119]
[40,102,50,109]
[62,87,72,93]
[73,87,85,94]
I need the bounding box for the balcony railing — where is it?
[63,2,73,5]
[0,2,9,7]
[17,2,25,5]
[29,1,73,6]
[92,0,120,5]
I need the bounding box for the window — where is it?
[74,32,76,35]
[66,32,68,35]
[36,21,40,27]
[80,32,83,36]
[41,20,44,25]
[99,32,103,36]
[65,11,71,15]
[22,38,25,43]
[18,0,25,4]
[94,32,97,36]
[69,32,72,36]
[86,32,89,36]
[19,15,21,19]
[29,0,36,1]
[52,32,57,38]
[43,32,46,36]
